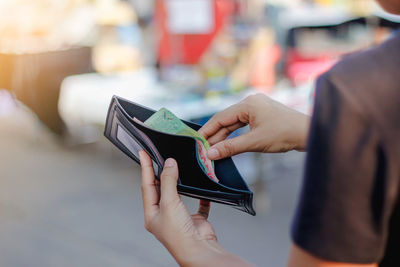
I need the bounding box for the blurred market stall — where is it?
[54,0,400,140]
[1,0,399,136]
[1,1,400,265]
[1,0,399,192]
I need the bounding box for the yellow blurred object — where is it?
[96,0,137,26]
[315,0,333,6]
[204,90,221,99]
[314,0,375,16]
[93,1,141,73]
[230,27,280,92]
[0,0,95,53]
[93,44,142,73]
[347,0,375,16]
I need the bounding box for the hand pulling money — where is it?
[135,108,219,183]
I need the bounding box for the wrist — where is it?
[291,113,310,152]
[174,239,248,267]
[173,239,225,266]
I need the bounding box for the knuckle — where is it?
[242,94,266,113]
[242,96,251,106]
[249,93,265,103]
[248,94,257,101]
[244,95,253,102]
[160,167,168,176]
[221,127,230,137]
[211,111,223,123]
[160,171,170,181]
[222,139,235,156]
[242,96,254,109]
[161,167,177,181]
[245,94,259,102]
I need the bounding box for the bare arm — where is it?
[288,244,377,267]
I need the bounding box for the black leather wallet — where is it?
[104,96,255,215]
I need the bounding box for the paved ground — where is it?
[0,106,305,267]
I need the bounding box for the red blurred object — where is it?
[286,49,337,86]
[155,0,234,65]
[250,44,281,92]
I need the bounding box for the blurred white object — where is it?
[166,0,214,34]
[58,68,164,142]
[373,6,400,22]
[0,90,16,117]
[279,5,356,29]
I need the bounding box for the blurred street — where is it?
[0,106,304,267]
[0,1,398,266]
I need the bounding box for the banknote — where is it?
[141,108,219,182]
[144,108,210,150]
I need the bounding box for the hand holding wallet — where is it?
[104,96,256,215]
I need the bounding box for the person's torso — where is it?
[328,32,400,266]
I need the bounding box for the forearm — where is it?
[172,239,253,267]
[180,250,253,267]
[288,244,378,267]
[268,109,310,153]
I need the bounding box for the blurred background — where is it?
[0,0,399,266]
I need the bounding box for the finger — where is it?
[160,158,179,205]
[139,150,160,218]
[207,121,246,146]
[198,103,248,140]
[197,200,211,219]
[207,132,254,160]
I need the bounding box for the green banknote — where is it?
[143,108,218,182]
[144,108,210,150]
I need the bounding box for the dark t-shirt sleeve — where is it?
[291,73,396,263]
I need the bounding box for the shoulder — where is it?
[326,33,400,87]
[315,33,400,132]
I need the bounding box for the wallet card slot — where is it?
[116,112,161,163]
[115,124,162,178]
[106,106,164,178]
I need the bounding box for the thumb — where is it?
[160,158,179,204]
[207,132,252,160]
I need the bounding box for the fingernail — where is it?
[207,147,220,159]
[165,158,175,167]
